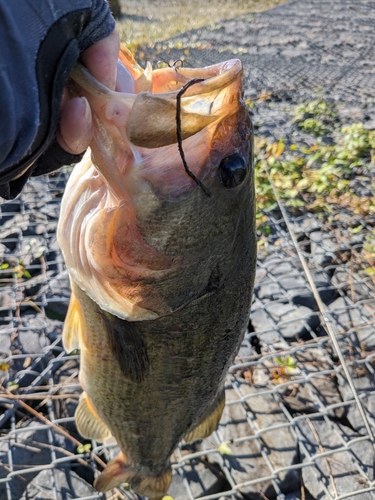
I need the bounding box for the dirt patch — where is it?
[115,0,287,48]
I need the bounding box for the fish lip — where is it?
[152,58,243,96]
[125,58,244,149]
[70,58,243,101]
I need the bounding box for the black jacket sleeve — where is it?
[0,0,115,200]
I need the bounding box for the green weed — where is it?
[254,99,375,234]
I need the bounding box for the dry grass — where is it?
[116,0,286,48]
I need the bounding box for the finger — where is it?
[57,97,93,154]
[81,30,120,90]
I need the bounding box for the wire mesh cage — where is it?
[2,1,375,499]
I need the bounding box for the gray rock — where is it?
[279,277,306,293]
[257,281,283,301]
[309,249,335,268]
[296,418,375,499]
[167,460,224,499]
[19,468,96,499]
[0,242,10,261]
[328,297,375,349]
[250,307,276,332]
[263,256,294,277]
[266,302,319,339]
[214,379,299,498]
[0,325,12,357]
[309,232,332,244]
[18,315,51,355]
[331,269,352,289]
[337,365,375,435]
[254,268,268,285]
[44,270,71,320]
[291,216,321,235]
[0,289,16,309]
[23,179,52,211]
[350,324,375,352]
[23,270,54,298]
[331,268,374,303]
[289,289,333,311]
[285,492,302,500]
[0,213,30,241]
[237,338,254,359]
[278,348,345,419]
[347,283,374,303]
[53,360,80,430]
[288,271,337,310]
[350,177,374,198]
[19,237,47,266]
[45,319,64,344]
[8,314,53,387]
[308,234,338,267]
[0,420,76,499]
[249,306,286,348]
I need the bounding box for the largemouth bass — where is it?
[57,47,256,499]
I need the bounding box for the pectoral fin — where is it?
[62,289,82,353]
[75,392,111,442]
[94,452,172,500]
[184,393,225,443]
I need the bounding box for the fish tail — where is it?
[94,453,172,499]
[184,392,225,442]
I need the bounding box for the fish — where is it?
[57,46,256,499]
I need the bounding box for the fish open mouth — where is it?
[68,47,246,199]
[70,46,243,148]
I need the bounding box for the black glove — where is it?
[0,0,115,200]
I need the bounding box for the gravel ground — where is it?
[114,0,286,47]
[2,1,375,500]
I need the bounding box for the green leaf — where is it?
[218,442,232,455]
[7,381,19,391]
[364,267,375,276]
[77,443,92,454]
[286,356,297,369]
[363,243,375,253]
[349,225,363,234]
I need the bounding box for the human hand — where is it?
[0,0,118,199]
[57,30,120,155]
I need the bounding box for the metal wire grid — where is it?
[2,2,375,495]
[136,0,375,107]
[0,174,375,500]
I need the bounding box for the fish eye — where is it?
[220,153,247,189]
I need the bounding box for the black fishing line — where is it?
[171,59,184,71]
[176,79,212,197]
[156,59,184,71]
